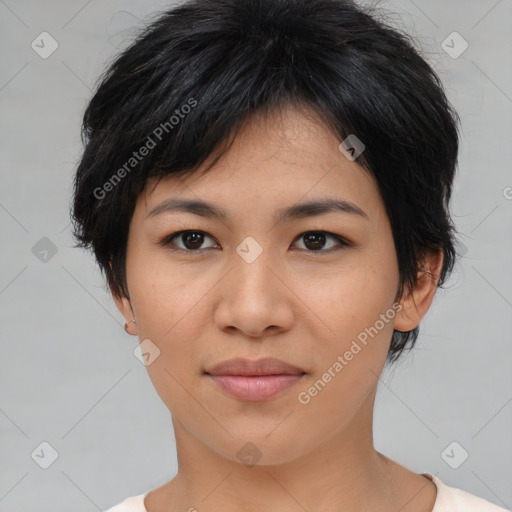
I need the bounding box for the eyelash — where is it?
[158,229,352,255]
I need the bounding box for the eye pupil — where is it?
[304,232,326,251]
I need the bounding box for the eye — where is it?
[160,230,218,252]
[292,231,351,253]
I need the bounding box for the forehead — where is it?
[137,105,382,222]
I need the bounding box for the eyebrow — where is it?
[146,197,368,223]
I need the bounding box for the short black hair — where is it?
[71,0,461,363]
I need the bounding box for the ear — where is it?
[393,249,444,332]
[112,289,138,335]
[108,261,138,336]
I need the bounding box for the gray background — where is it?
[1,0,511,510]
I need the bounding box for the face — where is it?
[115,105,407,466]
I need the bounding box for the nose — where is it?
[213,250,295,339]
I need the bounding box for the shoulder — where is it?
[103,492,149,512]
[424,473,510,512]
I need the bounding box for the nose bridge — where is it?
[232,237,278,296]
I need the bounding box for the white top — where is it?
[104,473,510,512]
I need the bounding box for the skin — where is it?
[114,104,443,512]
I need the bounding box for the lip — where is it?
[205,357,306,401]
[205,357,305,376]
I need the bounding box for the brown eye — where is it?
[293,231,350,252]
[161,230,218,252]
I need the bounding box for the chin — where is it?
[210,430,313,467]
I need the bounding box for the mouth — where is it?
[204,357,307,401]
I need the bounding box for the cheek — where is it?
[125,246,215,395]
[296,244,399,402]
[301,249,399,348]
[335,270,397,348]
[127,246,211,336]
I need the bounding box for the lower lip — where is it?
[207,374,305,401]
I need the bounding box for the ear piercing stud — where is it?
[124,319,136,333]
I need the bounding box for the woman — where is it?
[71,0,509,510]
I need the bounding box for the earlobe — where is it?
[108,259,138,335]
[393,249,444,333]
[112,290,138,335]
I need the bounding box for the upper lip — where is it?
[205,357,306,376]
